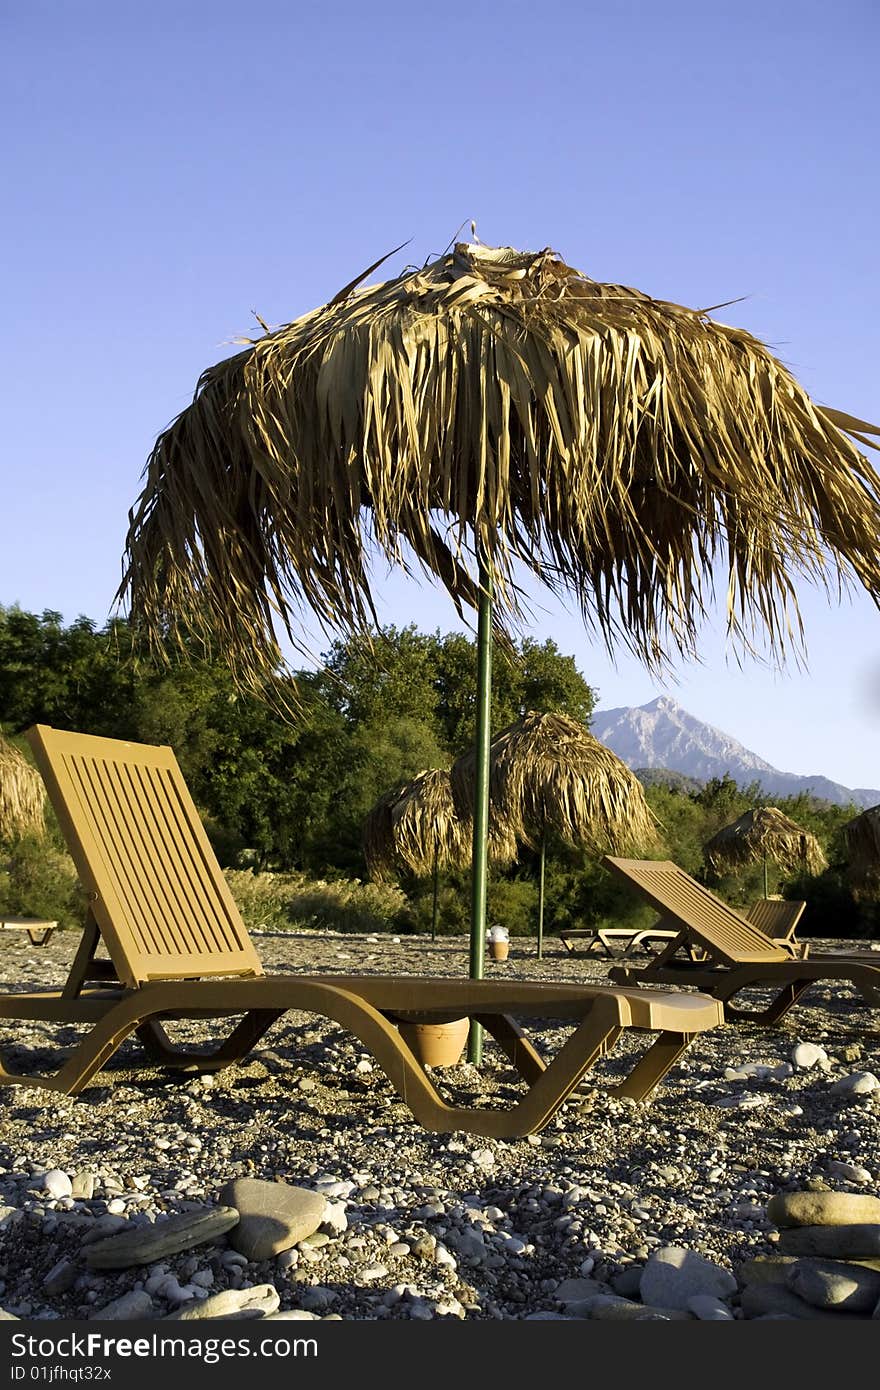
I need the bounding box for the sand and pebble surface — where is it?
[1,929,879,1322]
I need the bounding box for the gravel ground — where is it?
[1,929,879,1321]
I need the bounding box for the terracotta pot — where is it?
[397,1017,470,1067]
[488,939,510,961]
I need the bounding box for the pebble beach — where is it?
[1,929,880,1322]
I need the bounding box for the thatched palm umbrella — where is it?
[453,711,659,956]
[704,805,826,898]
[843,804,880,896]
[363,767,516,939]
[120,239,880,1063]
[0,734,45,842]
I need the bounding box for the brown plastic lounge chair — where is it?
[604,857,880,1023]
[0,728,723,1137]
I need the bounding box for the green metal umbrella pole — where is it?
[468,552,493,1064]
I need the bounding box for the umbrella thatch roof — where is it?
[704,805,826,876]
[843,804,880,893]
[363,767,516,880]
[0,735,45,842]
[120,241,880,697]
[451,710,659,854]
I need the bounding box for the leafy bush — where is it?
[224,868,411,934]
[0,833,84,928]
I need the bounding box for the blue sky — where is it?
[2,0,879,788]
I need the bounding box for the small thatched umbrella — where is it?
[0,734,45,842]
[363,767,516,939]
[120,239,880,1063]
[452,711,659,956]
[705,805,826,898]
[843,804,880,896]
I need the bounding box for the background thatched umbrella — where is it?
[0,734,45,842]
[120,239,880,1062]
[363,767,516,939]
[704,805,826,898]
[843,804,880,897]
[452,711,659,956]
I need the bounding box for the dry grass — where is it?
[119,241,880,700]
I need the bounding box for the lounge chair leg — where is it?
[474,1013,546,1084]
[611,1031,692,1102]
[719,979,813,1025]
[135,1010,286,1072]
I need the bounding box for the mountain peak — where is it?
[590,699,880,809]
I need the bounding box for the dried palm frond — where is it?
[0,735,45,842]
[362,781,408,881]
[451,710,659,854]
[843,804,880,893]
[363,766,516,880]
[120,242,880,698]
[705,805,826,876]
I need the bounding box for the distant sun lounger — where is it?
[604,857,880,1024]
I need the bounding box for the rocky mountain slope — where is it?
[591,696,880,808]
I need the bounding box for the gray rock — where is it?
[778,1225,880,1258]
[687,1295,734,1320]
[554,1276,608,1305]
[826,1161,873,1185]
[767,1191,880,1229]
[587,1295,690,1321]
[740,1283,861,1320]
[82,1215,129,1245]
[90,1291,154,1320]
[831,1072,880,1096]
[219,1179,325,1262]
[640,1246,737,1310]
[71,1171,95,1201]
[42,1260,76,1295]
[85,1207,239,1268]
[165,1285,280,1320]
[611,1266,644,1298]
[298,1287,337,1313]
[788,1258,880,1312]
[737,1256,801,1285]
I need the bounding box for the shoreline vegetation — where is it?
[1,606,877,942]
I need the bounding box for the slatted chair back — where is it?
[602,858,794,965]
[26,725,263,987]
[746,898,806,942]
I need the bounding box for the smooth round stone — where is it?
[831,1072,880,1096]
[89,1291,154,1320]
[219,1179,326,1261]
[640,1246,736,1310]
[789,1258,880,1312]
[165,1285,280,1320]
[39,1171,72,1201]
[791,1043,827,1070]
[687,1294,734,1320]
[768,1191,880,1229]
[779,1225,880,1258]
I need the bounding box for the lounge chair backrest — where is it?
[602,857,793,964]
[746,898,806,942]
[26,725,263,988]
